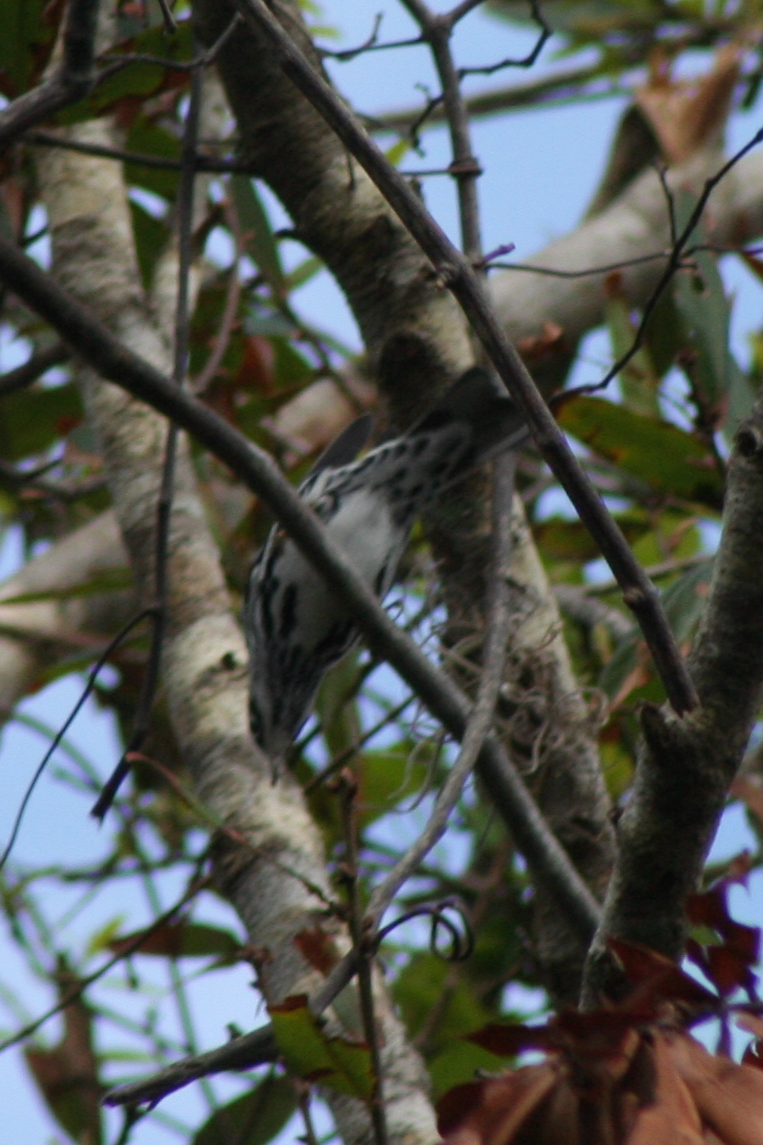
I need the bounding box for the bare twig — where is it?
[0,607,155,874]
[192,201,243,393]
[319,12,384,61]
[583,402,763,1002]
[26,129,251,174]
[399,0,482,264]
[103,1026,278,1108]
[0,874,207,1054]
[458,0,551,76]
[0,342,70,396]
[376,61,620,133]
[576,129,763,400]
[366,453,516,928]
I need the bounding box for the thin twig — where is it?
[91,60,203,819]
[0,874,207,1055]
[576,129,763,400]
[319,13,384,61]
[192,200,243,393]
[399,0,482,264]
[26,129,252,174]
[376,61,619,134]
[366,453,516,928]
[458,0,551,76]
[0,342,70,396]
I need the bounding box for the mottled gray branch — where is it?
[583,402,763,1002]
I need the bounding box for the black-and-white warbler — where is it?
[244,366,528,773]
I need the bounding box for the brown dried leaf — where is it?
[628,1033,704,1145]
[668,1030,763,1145]
[438,1064,558,1145]
[635,46,742,165]
[516,321,567,365]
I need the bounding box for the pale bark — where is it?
[35,108,437,1145]
[0,512,132,715]
[491,144,763,392]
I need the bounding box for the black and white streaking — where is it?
[244,366,528,772]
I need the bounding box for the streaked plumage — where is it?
[244,367,528,771]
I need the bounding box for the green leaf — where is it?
[643,289,684,379]
[231,176,286,296]
[598,559,713,701]
[385,138,412,166]
[674,250,733,417]
[0,381,83,461]
[86,916,127,958]
[56,23,192,126]
[604,285,661,416]
[130,198,170,290]
[315,653,363,759]
[269,996,374,1100]
[125,117,182,201]
[357,742,431,826]
[724,354,756,445]
[557,396,724,509]
[193,1076,297,1145]
[534,514,650,564]
[0,0,62,96]
[285,255,324,292]
[108,920,241,961]
[393,953,498,1096]
[0,567,133,606]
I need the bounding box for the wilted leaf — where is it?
[667,1030,763,1145]
[438,1065,558,1145]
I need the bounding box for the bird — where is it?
[243,366,528,775]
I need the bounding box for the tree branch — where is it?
[0,0,101,154]
[0,229,599,938]
[236,0,697,718]
[582,400,763,1002]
